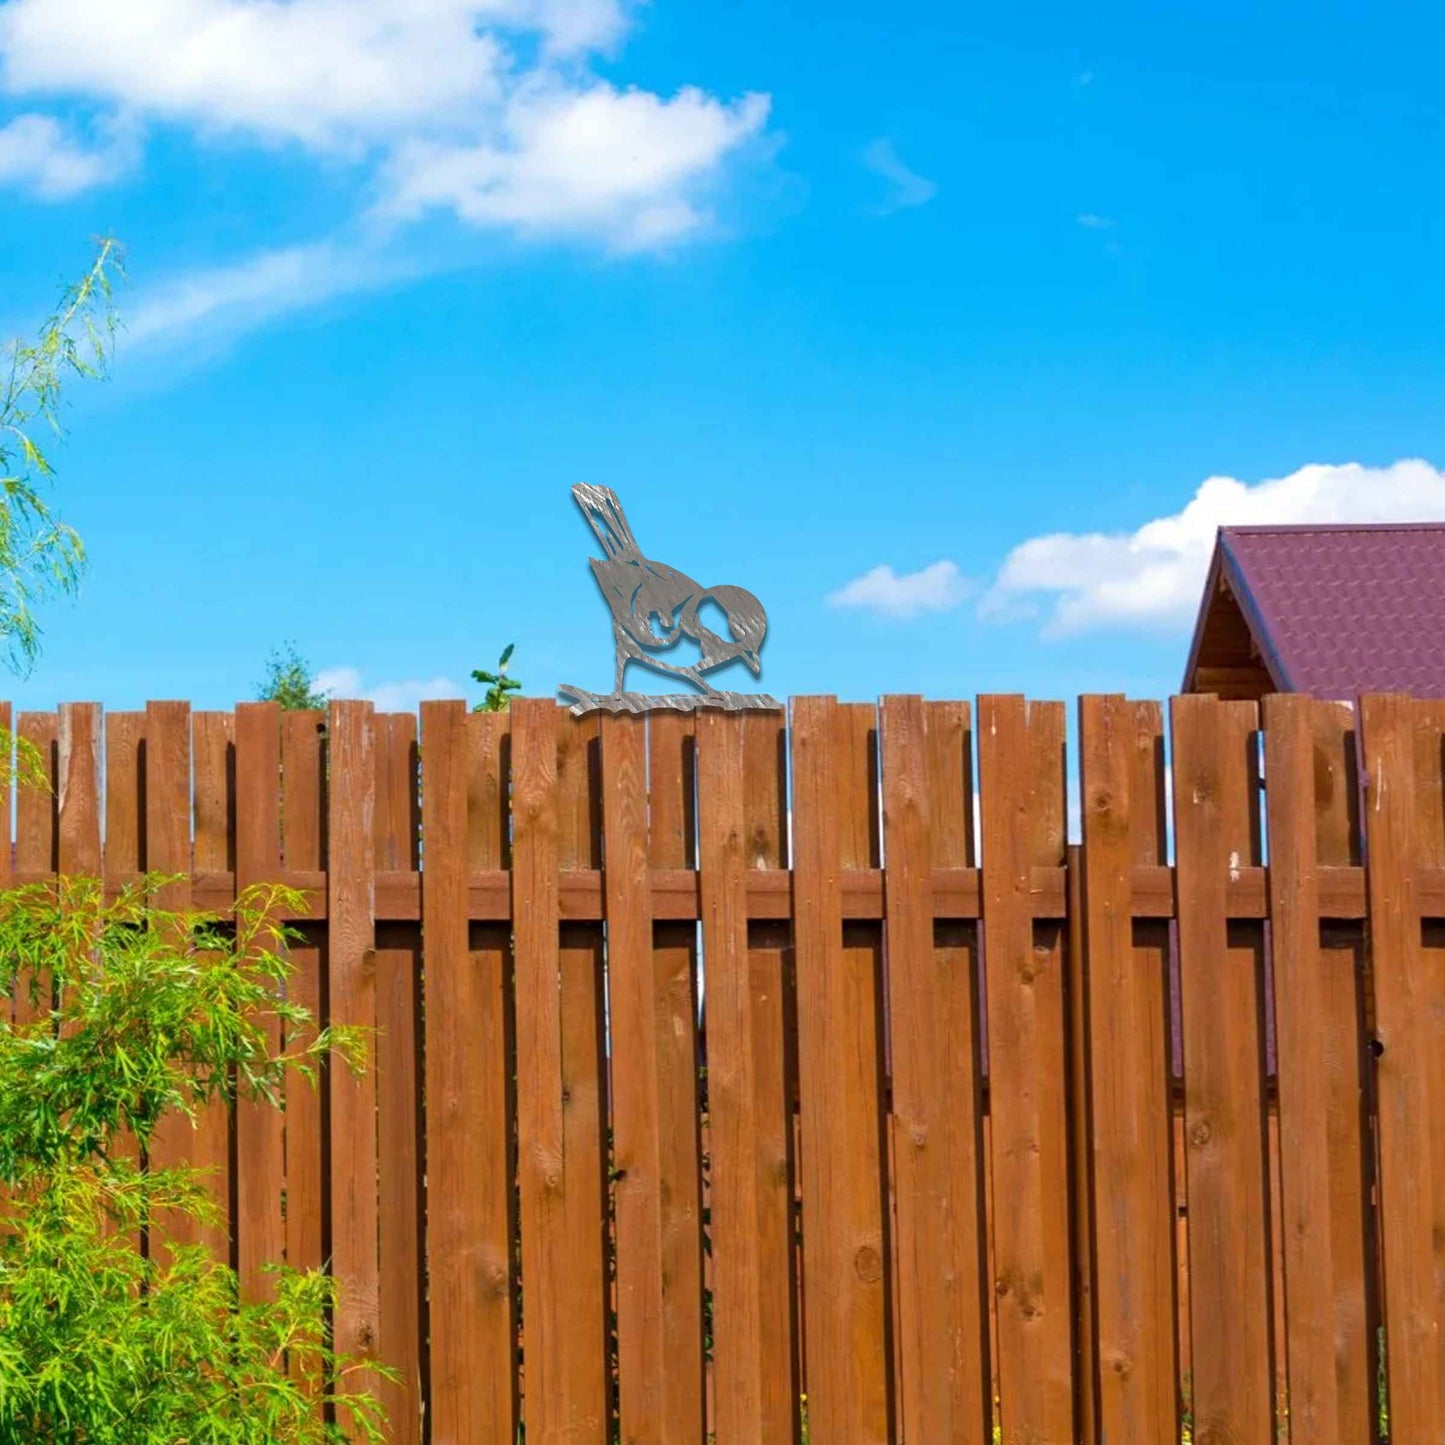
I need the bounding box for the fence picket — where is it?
[235,702,284,1304]
[1266,694,1375,1442]
[791,697,891,1444]
[1359,693,1442,1444]
[1411,699,1445,1438]
[645,714,706,1441]
[424,701,517,1442]
[280,710,325,1304]
[882,695,990,1443]
[978,695,1075,1442]
[513,702,610,1444]
[602,714,669,1443]
[326,699,381,1433]
[374,712,422,1445]
[1172,695,1273,1443]
[1079,696,1178,1442]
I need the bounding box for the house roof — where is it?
[1183,521,1445,698]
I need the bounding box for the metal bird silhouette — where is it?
[568,483,770,699]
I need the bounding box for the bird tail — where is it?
[572,484,642,561]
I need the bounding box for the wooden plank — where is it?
[556,711,611,1443]
[1171,695,1273,1443]
[192,714,234,873]
[1413,700,1445,1442]
[280,711,325,1293]
[701,711,765,1440]
[234,703,284,1304]
[373,714,423,1445]
[424,702,517,1443]
[1267,695,1375,1443]
[602,714,668,1443]
[145,701,231,1261]
[978,695,1075,1442]
[1067,839,1096,1445]
[743,711,801,1441]
[513,701,608,1443]
[101,709,144,1237]
[57,702,101,879]
[790,696,890,1445]
[15,711,55,881]
[881,696,990,1443]
[1359,693,1442,1444]
[327,700,381,1429]
[1078,696,1178,1442]
[644,714,705,1441]
[104,712,144,880]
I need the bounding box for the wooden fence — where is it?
[3,692,1443,1444]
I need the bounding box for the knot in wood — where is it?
[853,1245,883,1283]
[1190,1118,1212,1147]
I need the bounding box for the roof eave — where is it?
[1181,529,1293,695]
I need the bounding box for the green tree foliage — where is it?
[0,239,121,676]
[258,642,328,710]
[0,875,392,1442]
[472,642,521,712]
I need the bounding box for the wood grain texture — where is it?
[699,710,765,1442]
[1412,700,1445,1443]
[602,713,669,1445]
[978,694,1075,1443]
[882,696,990,1444]
[1265,695,1374,1443]
[280,711,325,1296]
[743,711,802,1441]
[374,714,423,1445]
[513,701,609,1444]
[146,702,231,1262]
[1171,695,1273,1445]
[423,702,516,1443]
[234,702,284,1304]
[326,700,381,1429]
[1359,694,1442,1445]
[1078,696,1178,1443]
[790,697,891,1445]
[644,714,706,1443]
[192,712,234,873]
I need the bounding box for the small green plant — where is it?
[1,238,121,674]
[0,873,391,1443]
[472,643,522,712]
[258,641,329,710]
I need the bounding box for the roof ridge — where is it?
[1222,520,1445,536]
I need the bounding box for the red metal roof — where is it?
[1209,522,1445,698]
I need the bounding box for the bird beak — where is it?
[745,649,762,677]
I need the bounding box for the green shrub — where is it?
[0,874,390,1443]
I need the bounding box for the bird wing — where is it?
[572,484,642,562]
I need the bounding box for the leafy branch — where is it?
[0,237,122,675]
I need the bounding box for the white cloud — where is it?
[379,82,770,249]
[124,240,415,349]
[0,0,617,149]
[1076,212,1114,229]
[0,110,137,197]
[861,137,936,214]
[827,560,970,619]
[982,458,1445,637]
[0,0,767,256]
[315,667,465,712]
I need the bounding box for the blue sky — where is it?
[3,0,1445,711]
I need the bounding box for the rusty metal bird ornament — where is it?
[558,484,781,716]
